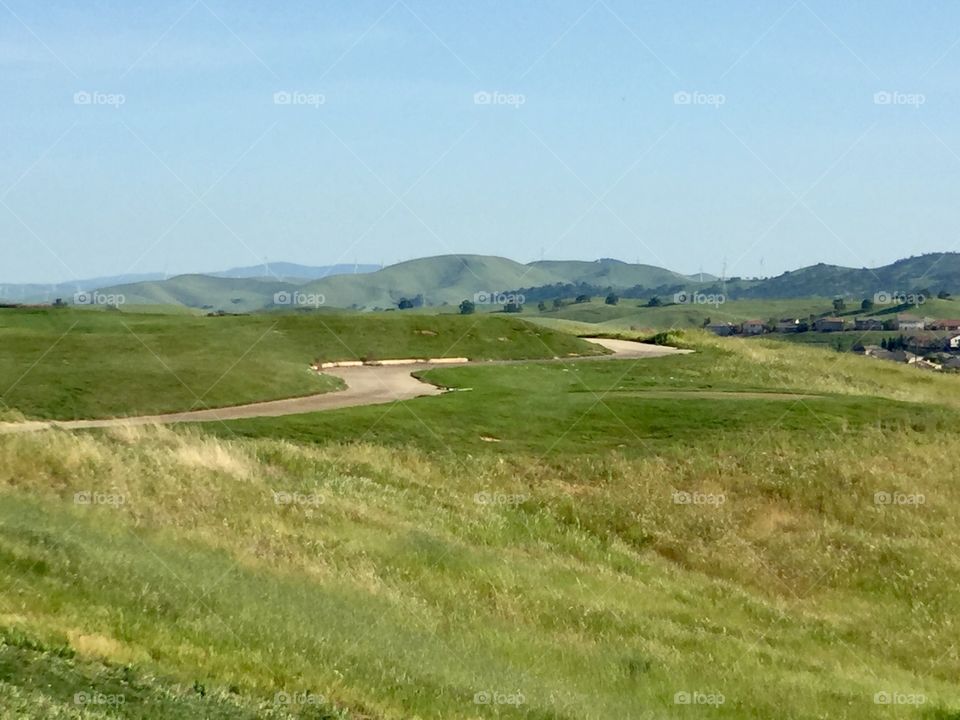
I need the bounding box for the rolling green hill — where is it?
[526,258,693,288]
[298,254,558,309]
[742,254,960,299]
[90,275,302,312]
[85,253,960,312]
[0,308,600,420]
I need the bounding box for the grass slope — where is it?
[0,309,599,420]
[525,258,691,288]
[1,415,958,718]
[87,252,960,311]
[531,298,839,329]
[298,254,557,309]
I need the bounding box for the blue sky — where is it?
[2,0,960,282]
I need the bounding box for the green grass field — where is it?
[533,297,840,330]
[0,308,599,420]
[2,317,960,718]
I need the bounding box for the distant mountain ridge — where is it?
[5,253,959,311]
[0,263,381,303]
[210,262,381,281]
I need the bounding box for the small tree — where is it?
[833,297,846,313]
[646,296,662,307]
[459,299,475,315]
[938,290,951,300]
[398,298,415,310]
[575,294,591,304]
[503,302,522,313]
[537,301,547,312]
[552,298,563,309]
[605,293,619,305]
[861,298,874,311]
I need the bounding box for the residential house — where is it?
[890,350,919,364]
[864,346,895,361]
[741,319,765,335]
[897,315,926,331]
[706,322,736,337]
[854,318,883,331]
[931,319,960,331]
[950,334,960,350]
[776,318,800,333]
[814,317,846,332]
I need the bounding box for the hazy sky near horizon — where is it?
[2,1,960,283]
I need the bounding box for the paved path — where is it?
[0,339,690,433]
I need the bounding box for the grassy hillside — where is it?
[96,275,298,313]
[297,254,557,309]
[530,298,837,330]
[2,332,960,717]
[744,253,960,299]
[0,308,599,420]
[85,252,960,312]
[526,258,691,288]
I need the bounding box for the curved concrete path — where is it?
[0,339,689,433]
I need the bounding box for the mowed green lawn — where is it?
[0,308,600,420]
[218,338,960,456]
